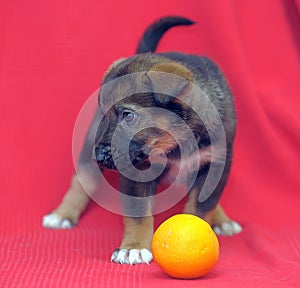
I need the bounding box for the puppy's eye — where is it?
[122,111,135,122]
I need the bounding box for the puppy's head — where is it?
[95,55,205,171]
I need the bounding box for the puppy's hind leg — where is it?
[184,159,242,236]
[184,190,242,236]
[211,204,242,236]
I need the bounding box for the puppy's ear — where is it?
[102,58,127,83]
[144,62,194,106]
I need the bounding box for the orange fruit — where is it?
[152,214,219,279]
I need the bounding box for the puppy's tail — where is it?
[136,16,194,54]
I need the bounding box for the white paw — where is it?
[213,221,242,236]
[42,213,73,229]
[111,248,153,265]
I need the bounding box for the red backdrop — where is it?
[0,0,299,287]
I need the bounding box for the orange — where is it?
[152,214,219,279]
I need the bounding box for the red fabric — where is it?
[1,0,300,287]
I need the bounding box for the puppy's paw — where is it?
[111,248,153,265]
[42,213,74,229]
[213,221,242,236]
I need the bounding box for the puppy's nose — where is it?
[95,144,112,165]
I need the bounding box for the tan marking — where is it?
[184,190,231,227]
[203,208,216,226]
[183,189,198,215]
[150,61,194,81]
[151,134,177,152]
[52,172,93,225]
[120,216,154,250]
[102,57,127,82]
[183,189,216,225]
[211,204,231,226]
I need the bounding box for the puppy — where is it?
[43,16,242,265]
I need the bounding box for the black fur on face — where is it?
[94,91,210,173]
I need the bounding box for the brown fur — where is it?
[43,17,242,264]
[93,55,239,252]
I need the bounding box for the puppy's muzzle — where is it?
[94,141,150,171]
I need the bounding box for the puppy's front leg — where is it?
[111,175,156,265]
[112,216,154,265]
[120,216,154,251]
[42,168,97,229]
[43,108,103,229]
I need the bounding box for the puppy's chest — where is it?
[161,146,212,184]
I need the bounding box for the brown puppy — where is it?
[43,17,242,265]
